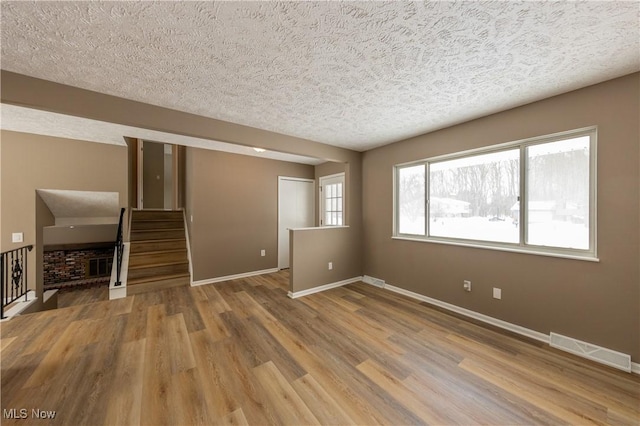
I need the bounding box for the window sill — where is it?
[391,236,599,262]
[291,226,350,231]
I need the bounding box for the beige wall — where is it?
[44,224,118,246]
[288,161,361,293]
[1,130,128,296]
[290,227,361,293]
[185,148,315,281]
[362,73,640,361]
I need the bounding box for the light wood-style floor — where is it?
[56,285,109,309]
[1,271,638,425]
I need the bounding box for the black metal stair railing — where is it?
[114,208,126,286]
[1,244,34,319]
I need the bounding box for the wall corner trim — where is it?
[0,290,38,321]
[181,209,193,282]
[288,276,363,299]
[109,242,129,300]
[191,268,279,287]
[362,277,639,374]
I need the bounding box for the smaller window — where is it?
[320,173,345,226]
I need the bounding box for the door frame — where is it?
[277,176,315,269]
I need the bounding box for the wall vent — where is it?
[550,332,631,372]
[363,275,386,288]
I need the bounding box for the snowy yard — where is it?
[400,216,588,249]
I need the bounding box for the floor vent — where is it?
[550,332,631,372]
[363,275,386,288]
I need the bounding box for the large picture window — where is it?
[394,128,597,260]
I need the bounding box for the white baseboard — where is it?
[191,268,280,286]
[363,276,639,374]
[383,283,548,343]
[288,276,363,299]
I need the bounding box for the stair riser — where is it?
[128,263,189,280]
[131,220,184,230]
[132,211,183,221]
[131,230,185,241]
[127,276,190,295]
[129,251,188,267]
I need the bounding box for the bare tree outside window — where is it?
[429,149,520,243]
[398,165,425,235]
[526,136,590,249]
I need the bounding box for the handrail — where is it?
[114,208,126,286]
[1,244,34,319]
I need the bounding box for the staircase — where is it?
[128,210,190,295]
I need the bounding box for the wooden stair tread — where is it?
[131,228,184,232]
[127,272,190,286]
[129,240,187,254]
[129,260,189,270]
[130,238,185,243]
[129,248,186,257]
[130,230,185,241]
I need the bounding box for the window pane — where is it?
[89,260,98,276]
[336,183,343,197]
[398,165,425,235]
[526,136,590,249]
[337,212,343,225]
[429,149,519,243]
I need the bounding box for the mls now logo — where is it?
[3,408,56,419]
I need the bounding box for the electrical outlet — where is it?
[12,232,23,243]
[260,249,266,257]
[328,262,333,270]
[463,280,471,292]
[190,215,193,223]
[493,287,502,299]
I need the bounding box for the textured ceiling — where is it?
[37,189,120,225]
[1,1,639,151]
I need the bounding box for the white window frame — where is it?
[393,127,598,261]
[319,172,345,226]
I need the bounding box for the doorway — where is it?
[138,140,177,210]
[278,177,315,269]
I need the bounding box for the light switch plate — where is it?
[493,287,502,299]
[12,232,23,243]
